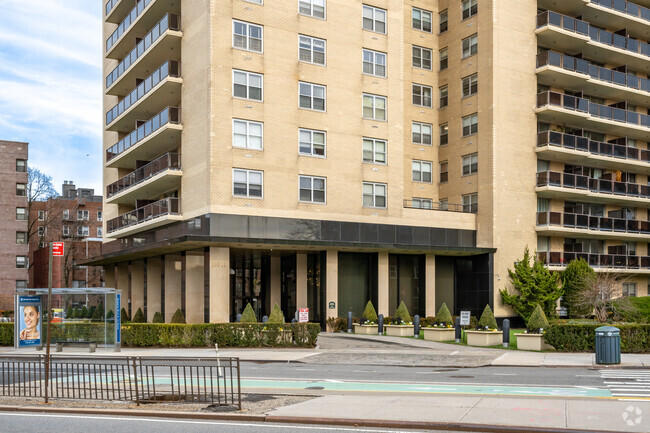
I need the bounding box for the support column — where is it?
[130,260,145,318]
[326,250,338,317]
[185,253,205,324]
[296,254,308,310]
[104,265,116,288]
[377,252,389,317]
[209,247,230,323]
[116,263,129,317]
[147,257,162,322]
[270,256,281,309]
[164,254,182,322]
[426,254,436,317]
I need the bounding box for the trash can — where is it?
[595,326,620,365]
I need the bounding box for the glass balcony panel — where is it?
[563,16,575,32]
[613,107,626,122]
[564,213,575,226]
[550,171,562,185]
[563,173,576,187]
[601,29,613,45]
[564,134,576,148]
[549,131,562,145]
[549,51,562,67]
[588,64,599,79]
[627,38,640,53]
[577,98,589,112]
[575,58,588,74]
[599,68,612,82]
[612,33,626,49]
[576,20,589,35]
[642,7,650,21]
[549,11,562,26]
[613,143,626,158]
[600,217,613,231]
[627,111,639,124]
[577,136,589,151]
[564,95,576,110]
[614,182,627,194]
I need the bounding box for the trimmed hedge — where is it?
[545,324,650,353]
[0,323,12,346]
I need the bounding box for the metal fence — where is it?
[0,355,241,409]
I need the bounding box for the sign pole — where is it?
[44,242,53,404]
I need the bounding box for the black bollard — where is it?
[236,313,242,323]
[413,315,420,338]
[455,316,461,343]
[347,311,353,333]
[502,319,510,348]
[378,314,384,335]
[262,315,268,323]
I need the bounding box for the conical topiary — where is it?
[435,303,453,325]
[80,306,89,319]
[65,306,73,320]
[132,308,146,323]
[362,301,378,323]
[73,307,81,319]
[240,303,257,323]
[121,307,130,322]
[152,312,164,323]
[393,301,412,324]
[88,306,96,319]
[170,308,186,324]
[478,305,498,330]
[91,304,103,321]
[106,310,114,320]
[527,304,549,333]
[268,304,284,323]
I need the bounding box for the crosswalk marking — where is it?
[600,369,650,399]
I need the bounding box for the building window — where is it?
[16,207,27,220]
[462,153,479,175]
[16,183,26,196]
[77,210,89,220]
[362,182,387,208]
[38,210,45,221]
[439,85,448,108]
[463,193,478,213]
[363,49,386,77]
[440,161,448,183]
[412,122,432,145]
[97,211,102,221]
[16,256,28,269]
[63,209,69,220]
[362,5,386,34]
[233,119,264,150]
[462,34,478,58]
[97,227,103,237]
[440,123,449,145]
[37,226,44,237]
[299,82,326,111]
[362,138,387,164]
[462,113,478,136]
[299,175,326,203]
[63,225,70,236]
[233,70,263,101]
[77,226,89,237]
[412,7,432,32]
[439,9,448,33]
[412,160,432,183]
[462,0,478,20]
[412,46,432,70]
[299,0,325,19]
[16,159,26,172]
[233,169,263,198]
[439,47,448,70]
[16,232,27,244]
[299,35,326,65]
[462,73,478,97]
[16,280,27,290]
[622,282,637,297]
[232,20,263,53]
[413,84,432,108]
[412,198,433,209]
[439,199,449,210]
[299,128,326,157]
[362,94,387,121]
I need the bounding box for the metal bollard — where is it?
[413,315,420,338]
[502,319,510,348]
[262,315,268,323]
[347,311,353,333]
[378,314,384,335]
[455,317,461,343]
[236,313,242,322]
[291,318,297,324]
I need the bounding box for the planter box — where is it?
[515,333,553,351]
[422,327,455,342]
[384,325,414,337]
[354,324,378,335]
[465,330,503,347]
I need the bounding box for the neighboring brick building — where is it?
[0,140,28,311]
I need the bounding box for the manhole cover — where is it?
[244,394,276,402]
[305,386,325,390]
[433,368,458,372]
[450,375,474,379]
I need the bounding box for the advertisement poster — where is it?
[18,296,42,347]
[116,293,121,343]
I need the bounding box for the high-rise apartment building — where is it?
[93,0,649,325]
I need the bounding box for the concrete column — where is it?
[147,257,162,322]
[209,247,230,323]
[426,254,436,317]
[130,260,145,318]
[116,262,129,316]
[104,265,116,288]
[377,252,389,316]
[326,250,338,317]
[164,254,182,322]
[185,253,205,324]
[270,256,281,309]
[296,254,308,312]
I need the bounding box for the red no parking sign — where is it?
[52,242,64,256]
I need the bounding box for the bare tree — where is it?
[572,272,633,323]
[26,167,61,245]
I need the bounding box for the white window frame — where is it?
[362,93,387,121]
[299,128,326,157]
[412,46,432,70]
[77,210,89,221]
[362,138,387,165]
[362,182,387,208]
[463,193,478,213]
[412,160,432,183]
[412,7,432,32]
[362,5,386,34]
[16,207,27,220]
[462,34,478,58]
[77,226,89,237]
[439,47,448,70]
[462,113,478,136]
[462,0,478,20]
[97,211,102,221]
[233,119,264,150]
[622,282,637,297]
[232,168,264,198]
[462,153,479,176]
[440,123,449,145]
[439,85,448,108]
[439,9,448,33]
[413,83,433,108]
[233,69,263,101]
[412,121,432,145]
[362,49,386,77]
[62,209,69,220]
[299,35,326,65]
[16,232,27,244]
[462,73,478,98]
[299,0,326,19]
[412,198,433,209]
[299,175,326,204]
[16,256,28,269]
[97,227,103,237]
[439,161,449,183]
[63,225,70,236]
[16,183,26,196]
[37,226,44,237]
[232,20,263,53]
[299,82,326,111]
[38,210,45,221]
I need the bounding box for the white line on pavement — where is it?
[493,373,516,376]
[450,351,459,355]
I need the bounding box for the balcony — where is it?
[402,200,475,213]
[106,153,181,204]
[536,51,650,106]
[105,0,130,24]
[586,0,650,40]
[106,197,181,238]
[536,91,650,140]
[536,210,650,240]
[536,170,650,205]
[536,130,650,173]
[106,60,181,133]
[106,14,181,95]
[106,107,181,168]
[538,251,650,271]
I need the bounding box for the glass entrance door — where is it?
[230,251,269,322]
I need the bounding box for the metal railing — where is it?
[107,153,180,198]
[105,0,120,17]
[536,210,650,234]
[403,199,475,213]
[537,130,650,163]
[0,355,240,408]
[106,0,154,53]
[538,251,650,269]
[536,170,650,198]
[107,197,180,233]
[591,0,650,24]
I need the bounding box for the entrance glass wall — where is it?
[389,254,425,318]
[230,251,269,322]
[338,253,377,318]
[281,255,296,321]
[307,253,325,326]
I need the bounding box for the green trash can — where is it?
[595,326,620,365]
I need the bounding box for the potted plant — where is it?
[422,303,455,341]
[515,304,553,351]
[465,305,502,346]
[354,301,379,334]
[384,302,414,337]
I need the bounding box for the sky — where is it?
[0,0,103,195]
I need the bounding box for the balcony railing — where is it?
[537,130,650,163]
[106,153,180,198]
[536,170,650,198]
[536,51,650,94]
[107,197,180,233]
[403,200,475,213]
[591,0,650,24]
[537,91,650,129]
[106,13,180,89]
[106,60,180,125]
[106,106,180,162]
[537,211,650,234]
[106,0,154,52]
[106,0,120,16]
[536,11,589,36]
[538,251,650,269]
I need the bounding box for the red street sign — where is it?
[52,242,64,256]
[298,308,309,323]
